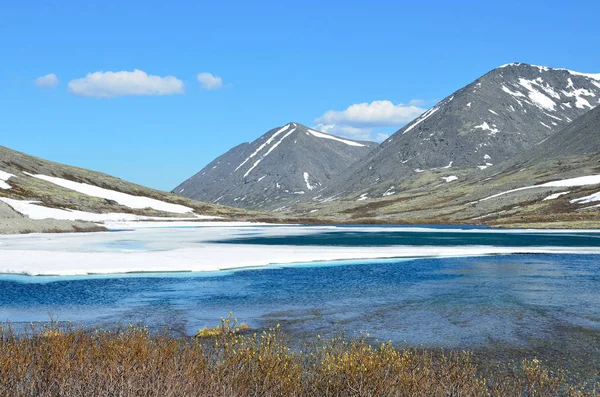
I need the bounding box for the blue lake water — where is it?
[211,229,600,247]
[1,253,599,346]
[1,227,600,377]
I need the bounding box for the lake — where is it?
[1,224,600,379]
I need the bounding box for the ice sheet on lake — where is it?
[1,225,600,277]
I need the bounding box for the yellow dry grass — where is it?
[0,318,597,396]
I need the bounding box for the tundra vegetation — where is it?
[0,315,597,396]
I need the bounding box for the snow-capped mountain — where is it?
[173,122,376,209]
[483,103,600,177]
[304,106,600,226]
[319,63,600,199]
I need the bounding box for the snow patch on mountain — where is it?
[235,124,290,172]
[27,173,194,214]
[0,170,15,190]
[479,175,600,202]
[442,175,458,182]
[517,78,557,111]
[474,122,500,135]
[244,127,297,177]
[499,64,600,81]
[403,106,439,134]
[307,129,366,147]
[571,191,600,204]
[303,172,315,190]
[0,197,218,222]
[543,191,570,201]
[382,186,395,196]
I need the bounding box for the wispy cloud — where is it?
[316,100,426,127]
[197,72,223,90]
[35,73,59,88]
[314,100,427,142]
[68,70,184,98]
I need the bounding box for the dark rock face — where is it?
[173,123,376,209]
[485,104,600,174]
[319,63,600,199]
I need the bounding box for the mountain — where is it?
[318,63,600,200]
[302,105,600,228]
[174,122,376,209]
[0,145,252,234]
[496,100,600,165]
[460,104,600,224]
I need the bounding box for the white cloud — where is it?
[68,69,184,98]
[408,99,427,106]
[315,100,426,127]
[314,99,427,142]
[35,73,59,88]
[197,72,223,90]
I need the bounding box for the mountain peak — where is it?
[174,123,376,209]
[315,62,600,200]
[495,62,600,80]
[497,62,552,71]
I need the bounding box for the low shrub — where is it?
[0,319,597,396]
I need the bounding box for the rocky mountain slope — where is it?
[294,105,600,228]
[0,146,252,234]
[494,100,600,165]
[317,63,600,200]
[174,122,376,210]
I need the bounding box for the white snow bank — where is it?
[571,191,600,205]
[442,175,458,183]
[0,198,220,222]
[0,170,16,190]
[0,198,143,221]
[307,130,366,147]
[480,175,600,202]
[543,191,569,201]
[543,175,600,187]
[5,245,600,277]
[303,172,315,190]
[2,225,600,276]
[28,173,193,214]
[517,78,557,111]
[474,122,499,135]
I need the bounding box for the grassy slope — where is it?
[284,153,600,228]
[0,146,278,233]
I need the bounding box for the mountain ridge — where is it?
[174,122,377,209]
[314,62,600,201]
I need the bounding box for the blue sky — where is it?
[1,0,599,190]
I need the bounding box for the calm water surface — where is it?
[1,254,599,344]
